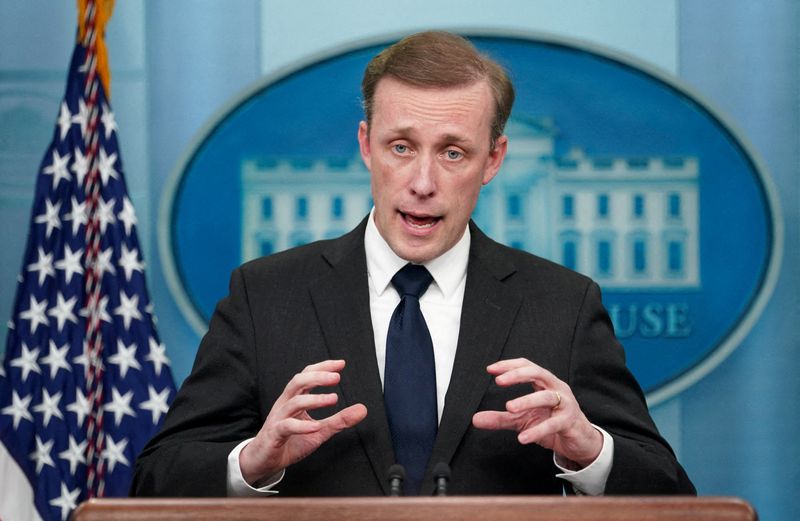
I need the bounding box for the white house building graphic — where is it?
[241,116,700,290]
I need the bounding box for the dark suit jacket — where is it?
[131,219,694,496]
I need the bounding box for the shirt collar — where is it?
[365,208,470,299]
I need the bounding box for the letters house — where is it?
[240,117,699,290]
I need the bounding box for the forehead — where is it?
[370,77,494,139]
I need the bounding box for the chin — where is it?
[392,242,437,264]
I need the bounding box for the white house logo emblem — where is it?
[161,34,782,404]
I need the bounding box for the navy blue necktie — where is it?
[384,263,437,495]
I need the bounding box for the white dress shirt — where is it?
[227,211,613,495]
[364,209,468,422]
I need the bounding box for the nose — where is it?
[408,153,437,198]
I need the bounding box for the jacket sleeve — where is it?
[131,268,262,496]
[568,281,696,495]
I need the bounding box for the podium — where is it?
[72,497,757,521]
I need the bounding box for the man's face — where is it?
[358,77,508,263]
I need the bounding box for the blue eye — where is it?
[446,150,463,160]
[393,144,409,154]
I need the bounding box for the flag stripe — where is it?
[0,442,44,521]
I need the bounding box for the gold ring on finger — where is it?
[551,391,562,411]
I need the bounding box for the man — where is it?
[132,31,694,497]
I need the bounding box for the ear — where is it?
[482,135,508,185]
[358,121,371,170]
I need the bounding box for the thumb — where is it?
[320,403,368,436]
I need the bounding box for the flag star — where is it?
[19,295,50,333]
[9,342,42,381]
[27,246,56,286]
[96,196,117,234]
[1,391,34,429]
[91,246,116,279]
[119,244,144,281]
[42,149,72,189]
[109,339,141,378]
[71,147,90,186]
[101,103,118,139]
[114,291,142,330]
[41,340,73,379]
[34,198,62,238]
[55,244,84,283]
[118,196,138,236]
[33,388,64,427]
[72,98,89,137]
[49,482,80,521]
[57,102,73,140]
[58,435,87,476]
[47,293,79,332]
[140,385,171,424]
[105,388,136,426]
[146,337,171,377]
[80,294,112,325]
[72,341,90,380]
[97,148,120,186]
[102,435,130,473]
[63,196,89,237]
[66,389,91,427]
[29,435,56,474]
[145,302,158,325]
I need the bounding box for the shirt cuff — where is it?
[553,425,614,496]
[226,438,284,496]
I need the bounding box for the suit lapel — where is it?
[421,224,522,495]
[308,220,395,495]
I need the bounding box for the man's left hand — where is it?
[472,358,603,469]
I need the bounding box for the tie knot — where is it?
[392,264,433,299]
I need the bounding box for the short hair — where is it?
[361,31,515,147]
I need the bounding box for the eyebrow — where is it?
[385,127,474,146]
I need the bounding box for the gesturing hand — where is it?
[239,359,368,485]
[472,358,603,469]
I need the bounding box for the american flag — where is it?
[0,3,175,520]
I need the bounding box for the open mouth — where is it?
[400,211,441,230]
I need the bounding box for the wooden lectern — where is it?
[72,497,757,521]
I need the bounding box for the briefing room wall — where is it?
[675,2,799,519]
[0,1,797,520]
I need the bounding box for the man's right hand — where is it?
[239,359,368,486]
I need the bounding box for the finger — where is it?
[284,360,347,396]
[302,359,346,373]
[296,404,367,448]
[472,410,525,431]
[291,359,347,392]
[319,403,368,434]
[280,369,342,401]
[278,392,340,420]
[487,358,552,387]
[486,358,534,375]
[494,364,560,390]
[506,389,563,414]
[517,416,566,445]
[273,416,325,439]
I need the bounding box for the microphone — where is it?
[432,462,451,496]
[387,464,405,497]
